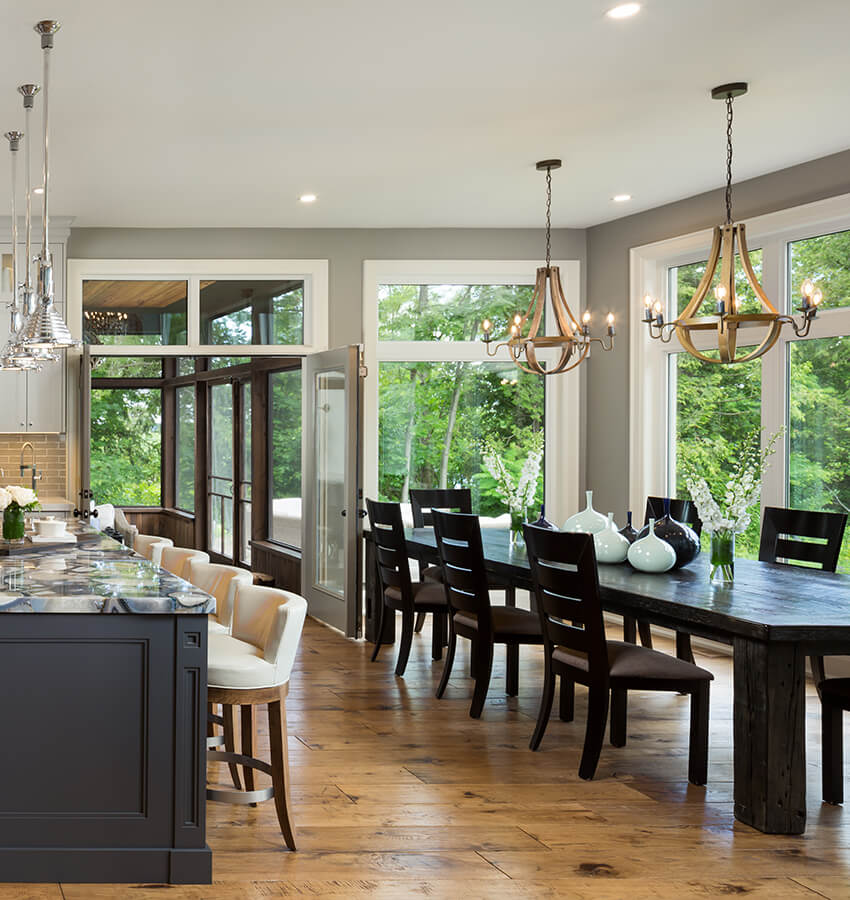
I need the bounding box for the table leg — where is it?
[733,638,806,834]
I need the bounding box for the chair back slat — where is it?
[759,506,847,572]
[524,525,608,676]
[410,489,472,528]
[645,496,703,536]
[432,510,492,628]
[366,500,413,603]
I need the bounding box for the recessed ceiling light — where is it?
[612,193,632,202]
[299,193,317,204]
[606,3,641,19]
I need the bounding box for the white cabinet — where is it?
[0,237,67,434]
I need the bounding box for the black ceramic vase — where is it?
[618,511,639,544]
[635,498,700,568]
[531,504,555,529]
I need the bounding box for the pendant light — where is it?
[18,20,79,351]
[482,160,615,376]
[641,83,822,364]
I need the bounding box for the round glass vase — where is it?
[2,505,25,542]
[510,511,525,548]
[709,530,735,584]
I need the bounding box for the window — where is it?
[364,262,582,526]
[209,383,234,559]
[631,201,850,572]
[91,387,162,506]
[269,369,302,548]
[175,385,195,512]
[83,280,188,345]
[239,381,252,565]
[200,279,304,345]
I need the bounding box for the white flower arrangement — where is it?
[684,429,781,535]
[0,485,39,512]
[483,435,543,517]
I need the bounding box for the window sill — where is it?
[251,540,301,560]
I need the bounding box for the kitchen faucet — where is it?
[19,442,41,493]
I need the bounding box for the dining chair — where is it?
[410,488,516,613]
[159,546,210,580]
[818,677,850,804]
[367,499,448,675]
[759,506,848,688]
[135,533,173,561]
[432,510,542,715]
[631,496,704,661]
[524,524,713,783]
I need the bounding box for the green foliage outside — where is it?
[175,385,195,512]
[201,284,304,345]
[378,285,545,517]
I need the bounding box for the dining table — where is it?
[364,525,850,836]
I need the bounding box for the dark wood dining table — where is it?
[364,525,850,836]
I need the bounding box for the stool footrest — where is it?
[206,749,275,806]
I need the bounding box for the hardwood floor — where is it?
[11,613,850,898]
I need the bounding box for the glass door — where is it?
[208,382,234,559]
[302,346,363,637]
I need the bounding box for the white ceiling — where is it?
[0,0,848,229]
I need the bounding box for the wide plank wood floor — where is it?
[13,612,850,898]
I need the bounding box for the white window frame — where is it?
[363,259,583,526]
[629,192,850,517]
[66,258,329,355]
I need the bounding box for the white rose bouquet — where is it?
[1,485,40,512]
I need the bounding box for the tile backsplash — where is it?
[0,434,67,498]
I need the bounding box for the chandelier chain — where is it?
[545,165,552,269]
[725,94,734,225]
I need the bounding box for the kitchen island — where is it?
[0,524,213,883]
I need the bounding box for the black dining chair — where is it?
[627,497,704,659]
[432,510,542,714]
[524,524,713,784]
[759,506,848,688]
[410,488,517,627]
[367,499,448,676]
[819,678,850,804]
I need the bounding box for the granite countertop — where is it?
[0,522,214,614]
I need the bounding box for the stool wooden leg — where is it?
[222,703,242,790]
[268,693,297,850]
[240,704,257,806]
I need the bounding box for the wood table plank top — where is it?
[405,527,850,643]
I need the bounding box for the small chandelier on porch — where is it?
[481,159,615,376]
[641,83,823,365]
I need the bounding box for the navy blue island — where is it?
[0,525,213,884]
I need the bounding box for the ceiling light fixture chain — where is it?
[641,82,824,365]
[481,159,615,376]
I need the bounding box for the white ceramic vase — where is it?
[593,513,630,564]
[627,518,676,573]
[562,490,608,534]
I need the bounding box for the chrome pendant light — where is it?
[641,83,822,364]
[482,160,615,376]
[18,20,78,351]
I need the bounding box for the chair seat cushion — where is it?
[553,640,713,682]
[454,606,542,640]
[208,633,284,690]
[208,619,229,635]
[385,580,447,610]
[821,677,850,707]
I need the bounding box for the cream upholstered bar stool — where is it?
[187,560,253,634]
[159,546,210,580]
[207,585,306,850]
[135,534,173,562]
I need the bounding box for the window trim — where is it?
[362,259,583,527]
[629,191,850,518]
[66,258,329,355]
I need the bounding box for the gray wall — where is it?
[68,228,586,348]
[585,148,850,518]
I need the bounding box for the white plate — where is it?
[27,533,76,544]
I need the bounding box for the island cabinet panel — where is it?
[0,614,210,883]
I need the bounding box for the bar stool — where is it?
[135,534,173,561]
[207,585,307,849]
[187,560,253,634]
[160,546,210,580]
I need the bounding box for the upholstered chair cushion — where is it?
[553,640,714,682]
[135,534,173,561]
[187,560,253,632]
[160,546,210,580]
[91,503,115,532]
[226,586,308,688]
[113,507,138,547]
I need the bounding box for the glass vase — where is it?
[709,530,735,584]
[510,511,525,548]
[2,505,25,542]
